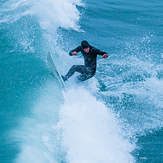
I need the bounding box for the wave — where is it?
[1,0,163,162]
[14,84,135,163]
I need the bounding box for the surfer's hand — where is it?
[102,54,108,58]
[72,52,77,56]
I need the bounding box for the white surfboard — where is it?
[47,51,66,90]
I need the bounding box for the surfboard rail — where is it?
[47,51,66,90]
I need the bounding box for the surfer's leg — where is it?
[77,73,94,82]
[62,65,86,81]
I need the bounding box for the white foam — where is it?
[57,87,135,163]
[1,0,83,31]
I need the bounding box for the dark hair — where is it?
[81,40,90,49]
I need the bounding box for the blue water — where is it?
[1,0,163,162]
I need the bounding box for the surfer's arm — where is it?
[69,46,82,56]
[94,48,108,58]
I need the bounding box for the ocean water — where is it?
[0,0,163,162]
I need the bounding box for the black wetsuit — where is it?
[63,45,107,81]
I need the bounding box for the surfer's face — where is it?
[83,47,90,53]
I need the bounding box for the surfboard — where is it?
[47,51,66,90]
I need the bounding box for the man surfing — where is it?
[62,40,108,82]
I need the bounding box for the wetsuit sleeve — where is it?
[69,46,82,56]
[94,48,107,56]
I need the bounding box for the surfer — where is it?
[62,40,108,82]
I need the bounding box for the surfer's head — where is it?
[81,40,90,53]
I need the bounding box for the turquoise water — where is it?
[0,0,163,162]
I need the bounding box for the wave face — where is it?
[0,0,163,163]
